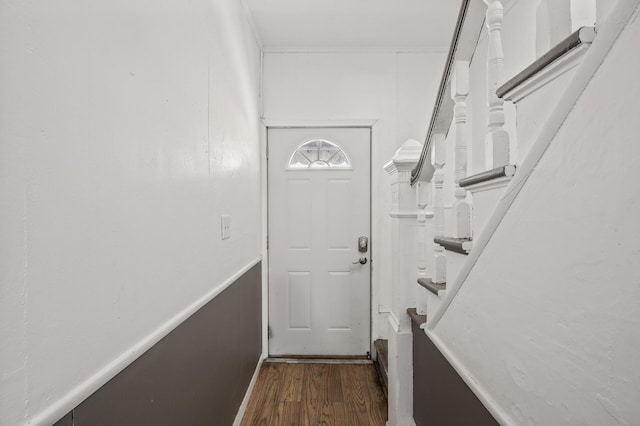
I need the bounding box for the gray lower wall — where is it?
[54,262,262,426]
[412,319,497,426]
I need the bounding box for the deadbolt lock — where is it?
[358,236,368,253]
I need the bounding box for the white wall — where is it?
[435,5,640,424]
[0,0,262,424]
[262,51,445,340]
[597,0,620,21]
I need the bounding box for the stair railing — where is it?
[427,0,638,328]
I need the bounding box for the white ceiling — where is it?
[243,0,463,52]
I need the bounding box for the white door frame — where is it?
[262,121,375,357]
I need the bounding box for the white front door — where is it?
[268,127,371,356]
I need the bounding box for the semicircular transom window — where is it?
[288,139,351,169]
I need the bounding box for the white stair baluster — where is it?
[434,245,446,285]
[452,60,471,239]
[484,0,510,169]
[432,133,446,239]
[416,181,431,315]
[432,132,446,283]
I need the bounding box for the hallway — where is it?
[240,362,387,425]
[4,0,640,424]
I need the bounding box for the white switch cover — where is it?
[221,215,231,240]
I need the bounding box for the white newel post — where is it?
[384,139,422,426]
[452,61,471,239]
[484,0,510,169]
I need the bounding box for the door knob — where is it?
[352,256,367,265]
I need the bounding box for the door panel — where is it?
[268,127,371,356]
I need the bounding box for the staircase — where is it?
[406,0,598,330]
[380,0,635,424]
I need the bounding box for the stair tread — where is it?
[459,165,516,188]
[417,278,446,295]
[373,339,388,398]
[434,236,472,255]
[374,339,388,371]
[497,26,595,100]
[407,308,427,327]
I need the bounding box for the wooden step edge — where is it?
[459,165,516,189]
[417,278,446,296]
[497,26,596,100]
[373,339,389,398]
[434,237,472,255]
[407,308,427,327]
[373,339,388,371]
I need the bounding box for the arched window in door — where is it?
[287,139,351,169]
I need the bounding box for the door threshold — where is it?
[266,357,372,365]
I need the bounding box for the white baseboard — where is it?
[232,353,266,426]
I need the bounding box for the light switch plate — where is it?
[221,215,231,240]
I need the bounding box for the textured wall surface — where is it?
[436,6,640,424]
[0,1,262,424]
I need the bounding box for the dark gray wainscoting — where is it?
[412,319,498,426]
[54,262,262,426]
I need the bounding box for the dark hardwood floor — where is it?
[240,361,387,426]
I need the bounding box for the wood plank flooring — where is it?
[240,362,387,426]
